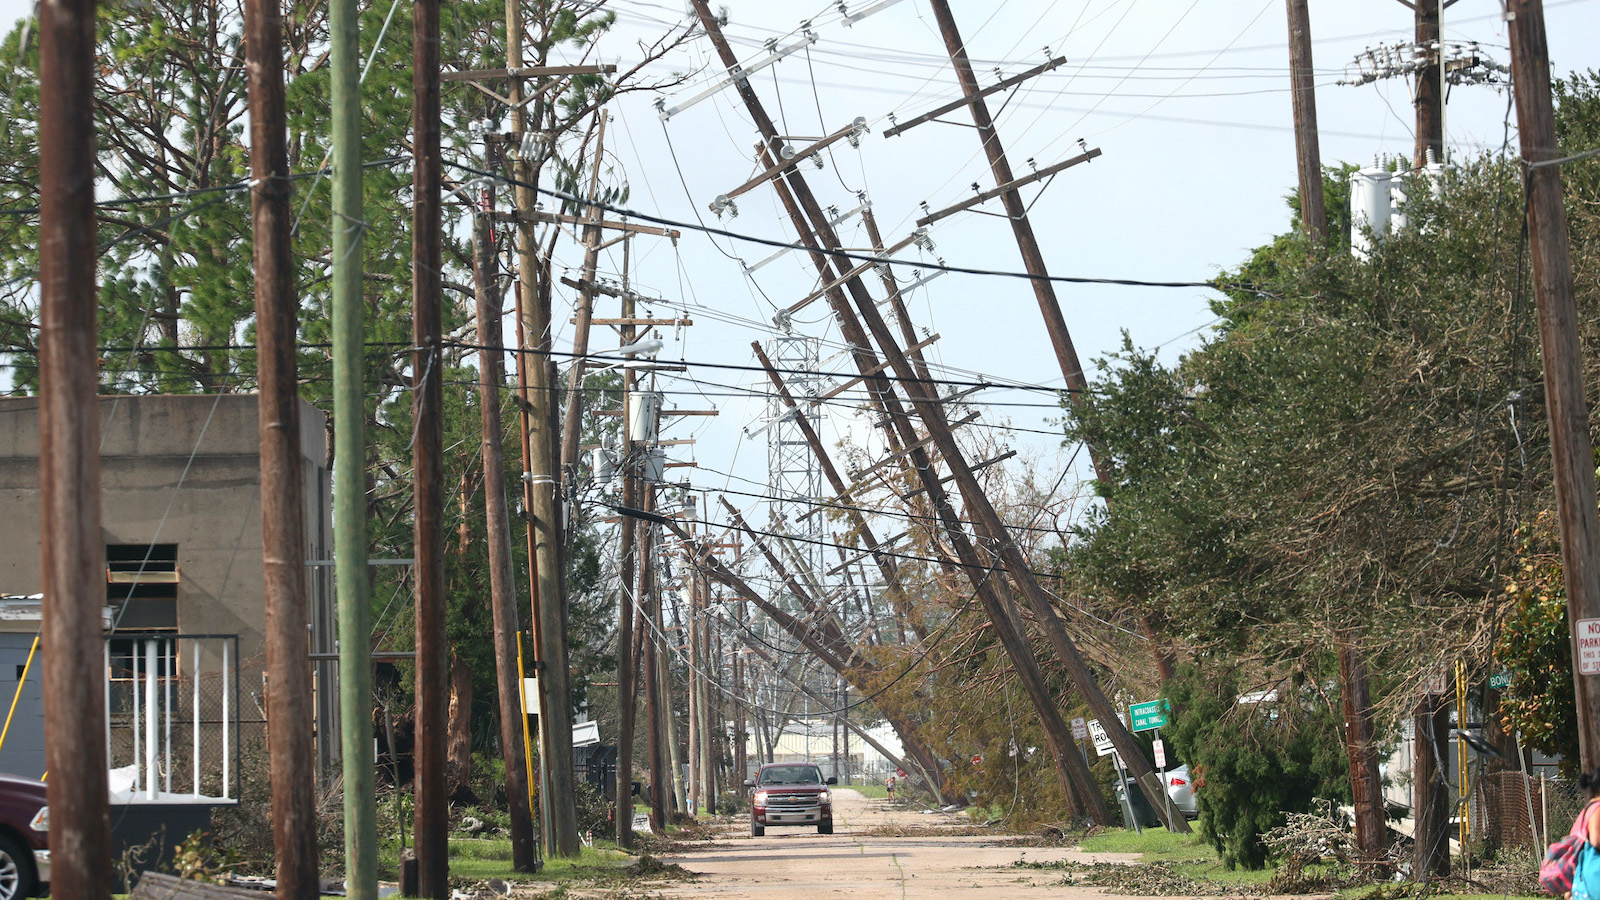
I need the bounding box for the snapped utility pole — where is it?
[1507,0,1600,774]
[243,0,317,892]
[410,0,448,893]
[38,0,112,892]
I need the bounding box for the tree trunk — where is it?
[446,651,474,800]
[1339,638,1388,861]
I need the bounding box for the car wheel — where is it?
[750,816,764,838]
[0,834,36,900]
[818,818,833,835]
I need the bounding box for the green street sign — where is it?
[1130,699,1170,732]
[1489,671,1511,690]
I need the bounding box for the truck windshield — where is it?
[758,765,823,785]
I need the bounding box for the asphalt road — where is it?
[649,787,1145,898]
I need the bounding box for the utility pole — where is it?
[759,131,1104,818]
[691,0,1180,827]
[505,0,581,857]
[559,113,608,474]
[1413,0,1444,168]
[614,242,639,846]
[470,140,530,854]
[410,0,447,893]
[330,0,377,891]
[38,0,111,892]
[244,0,317,892]
[685,555,700,815]
[1286,0,1327,240]
[919,0,1098,410]
[1508,0,1600,775]
[640,481,668,831]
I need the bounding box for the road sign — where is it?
[1070,717,1088,741]
[1580,619,1600,675]
[1489,671,1511,690]
[1130,699,1170,732]
[1087,718,1115,757]
[1422,664,1448,694]
[1152,738,1166,768]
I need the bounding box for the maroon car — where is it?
[0,776,47,899]
[744,763,835,836]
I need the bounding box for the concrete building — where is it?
[0,394,335,780]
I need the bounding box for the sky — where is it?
[4,0,1599,539]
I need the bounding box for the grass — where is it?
[1078,825,1208,859]
[848,783,888,799]
[1075,826,1306,888]
[380,838,635,883]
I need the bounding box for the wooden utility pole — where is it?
[1508,0,1600,775]
[475,171,534,867]
[244,0,317,892]
[1412,691,1450,877]
[640,483,668,832]
[505,0,581,856]
[410,0,448,893]
[690,0,1181,827]
[559,113,608,474]
[920,0,1097,410]
[1286,0,1327,240]
[880,0,1193,828]
[614,246,639,846]
[329,0,377,891]
[1413,0,1444,168]
[38,0,112,892]
[506,275,542,868]
[759,124,1104,818]
[685,559,701,814]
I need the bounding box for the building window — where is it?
[105,543,178,632]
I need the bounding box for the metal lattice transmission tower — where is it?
[764,332,825,575]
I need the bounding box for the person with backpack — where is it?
[1543,769,1600,897]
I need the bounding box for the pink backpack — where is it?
[1543,800,1599,896]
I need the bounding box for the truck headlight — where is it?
[753,791,768,806]
[819,790,831,804]
[29,805,47,832]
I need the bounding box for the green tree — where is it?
[1164,662,1349,869]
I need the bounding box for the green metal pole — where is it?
[330,0,375,894]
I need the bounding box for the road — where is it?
[646,787,1147,899]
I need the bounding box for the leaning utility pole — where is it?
[38,0,112,892]
[558,113,608,474]
[330,0,377,891]
[1508,0,1600,775]
[919,0,1098,408]
[244,0,317,892]
[1286,0,1327,241]
[410,0,448,893]
[904,0,1192,829]
[505,0,581,857]
[691,0,1179,828]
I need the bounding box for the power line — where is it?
[445,157,1242,293]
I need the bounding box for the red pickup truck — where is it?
[744,763,836,836]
